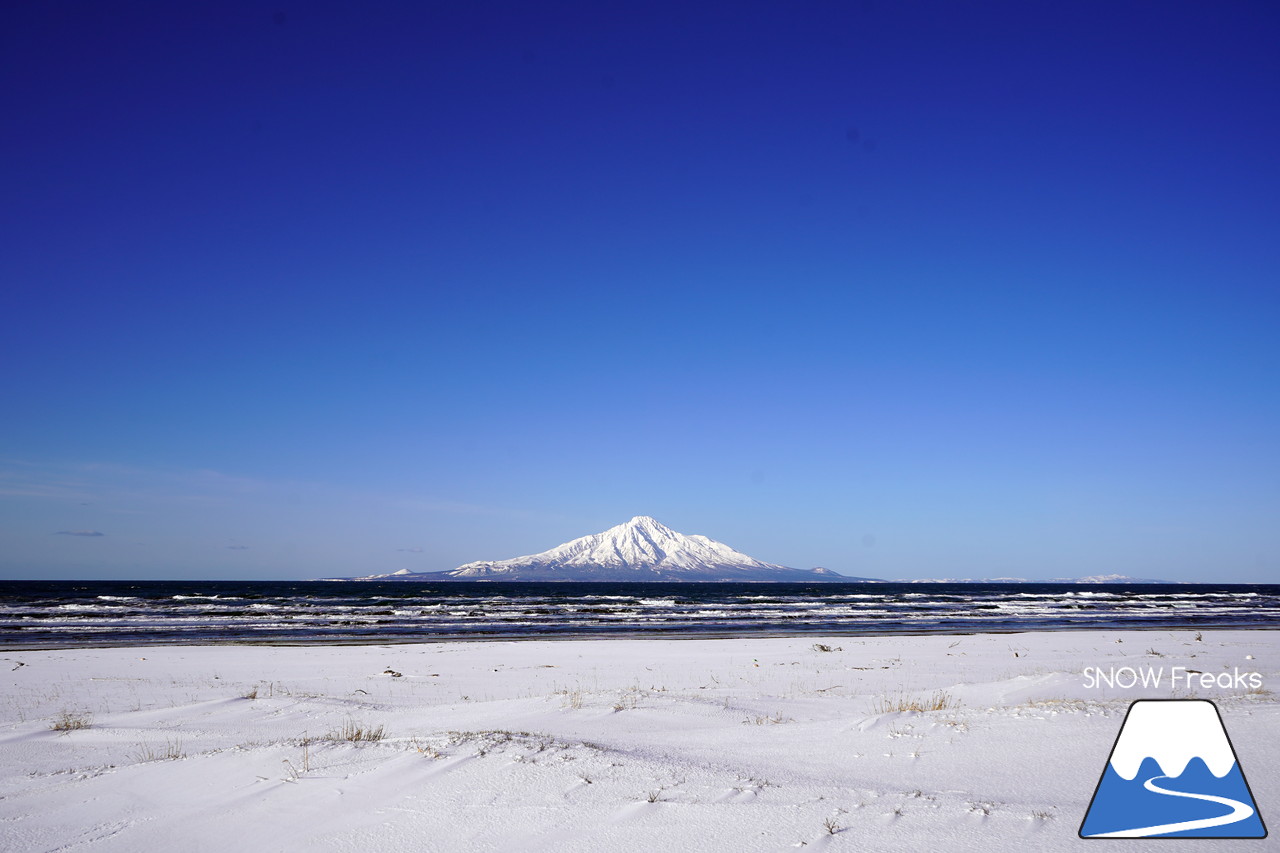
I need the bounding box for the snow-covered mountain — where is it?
[1055,574,1173,584]
[350,516,870,582]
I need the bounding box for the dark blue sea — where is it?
[1,581,1276,649]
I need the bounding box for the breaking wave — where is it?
[1,581,1276,648]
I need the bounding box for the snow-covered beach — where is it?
[2,630,1274,851]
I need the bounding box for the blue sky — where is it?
[2,1,1277,581]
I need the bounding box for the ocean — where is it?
[1,580,1276,648]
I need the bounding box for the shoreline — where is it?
[5,621,1280,653]
[2,629,1275,850]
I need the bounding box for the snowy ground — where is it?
[1,630,1275,851]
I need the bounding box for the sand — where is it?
[1,629,1275,851]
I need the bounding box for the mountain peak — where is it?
[616,515,666,534]
[430,516,854,582]
[341,517,880,582]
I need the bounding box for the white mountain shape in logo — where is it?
[1108,701,1237,780]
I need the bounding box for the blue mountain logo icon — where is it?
[1080,699,1266,838]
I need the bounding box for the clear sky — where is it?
[2,1,1278,582]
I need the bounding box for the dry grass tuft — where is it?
[131,738,184,762]
[874,690,957,713]
[556,688,585,710]
[330,720,386,743]
[612,686,642,712]
[51,710,91,732]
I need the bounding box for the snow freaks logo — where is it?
[1079,700,1266,839]
[1082,666,1262,691]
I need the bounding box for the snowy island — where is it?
[335,516,1177,584]
[342,515,871,582]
